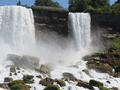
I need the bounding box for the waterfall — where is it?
[68,13,91,51]
[0,6,35,51]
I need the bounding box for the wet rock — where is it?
[99,86,110,90]
[77,81,94,90]
[10,67,16,73]
[8,80,31,90]
[115,65,120,73]
[44,84,60,90]
[4,77,13,82]
[82,69,90,76]
[38,64,50,75]
[7,54,22,67]
[0,83,8,89]
[36,75,42,79]
[89,79,103,87]
[39,77,54,86]
[55,79,66,87]
[21,55,40,69]
[23,75,34,84]
[63,72,77,81]
[111,87,118,90]
[7,54,40,70]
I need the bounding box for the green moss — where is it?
[8,80,30,90]
[97,64,109,70]
[99,86,110,90]
[89,79,103,87]
[113,37,120,53]
[44,84,60,90]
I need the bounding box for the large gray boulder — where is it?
[7,54,22,67]
[7,54,40,69]
[21,55,40,69]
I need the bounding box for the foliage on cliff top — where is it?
[68,0,120,15]
[31,6,68,13]
[34,0,62,8]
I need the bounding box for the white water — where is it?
[0,6,120,90]
[68,13,91,51]
[0,5,35,52]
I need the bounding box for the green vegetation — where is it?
[31,6,68,13]
[113,37,120,53]
[99,86,110,90]
[17,0,21,5]
[34,0,62,8]
[44,84,60,90]
[68,0,120,15]
[8,80,30,90]
[89,79,103,87]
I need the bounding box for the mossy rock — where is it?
[99,86,110,90]
[8,80,30,90]
[55,79,66,87]
[77,81,94,90]
[89,79,103,87]
[23,75,34,84]
[39,77,54,86]
[4,77,13,82]
[44,84,60,90]
[39,64,50,75]
[36,75,42,79]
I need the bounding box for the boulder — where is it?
[8,80,31,90]
[39,77,54,86]
[10,67,16,73]
[4,77,13,82]
[36,75,42,79]
[77,81,94,90]
[39,64,50,75]
[7,54,22,67]
[82,69,90,76]
[23,75,34,84]
[7,54,40,70]
[0,83,8,89]
[89,79,103,87]
[21,55,40,69]
[63,72,77,81]
[44,84,60,90]
[55,79,66,87]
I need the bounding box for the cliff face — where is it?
[91,13,120,49]
[32,9,68,37]
[91,13,120,33]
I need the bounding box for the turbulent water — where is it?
[0,6,120,90]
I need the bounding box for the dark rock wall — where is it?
[91,13,120,50]
[32,9,68,37]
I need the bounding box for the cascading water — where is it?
[0,6,35,52]
[68,12,91,51]
[0,6,120,90]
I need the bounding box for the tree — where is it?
[115,0,120,4]
[68,0,110,12]
[17,0,21,5]
[34,0,62,7]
